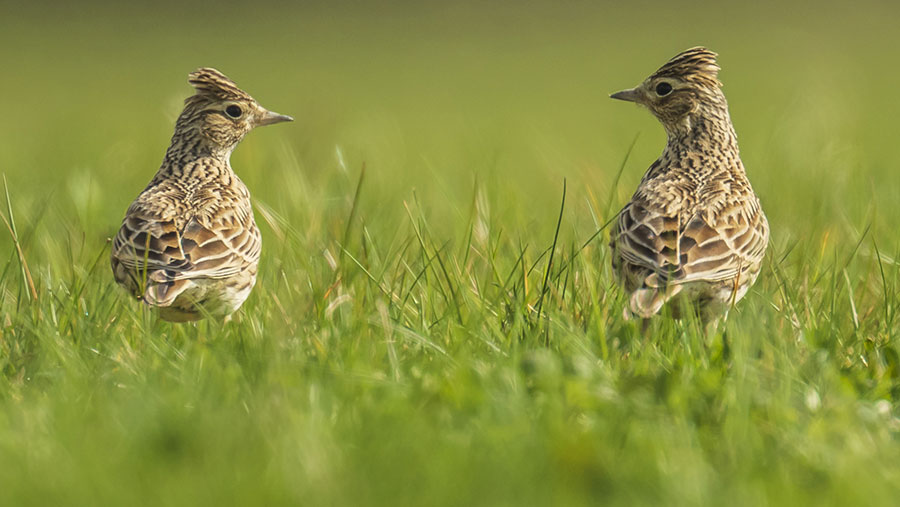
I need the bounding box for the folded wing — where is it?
[611,200,768,315]
[111,210,261,307]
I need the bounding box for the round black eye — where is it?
[655,82,673,96]
[225,105,243,118]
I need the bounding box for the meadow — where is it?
[1,1,899,505]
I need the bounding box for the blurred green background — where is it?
[1,1,899,505]
[4,0,899,244]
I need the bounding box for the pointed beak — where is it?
[609,87,643,103]
[257,109,294,126]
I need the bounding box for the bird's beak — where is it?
[257,109,294,126]
[609,87,643,103]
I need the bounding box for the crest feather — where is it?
[187,67,252,101]
[650,47,722,88]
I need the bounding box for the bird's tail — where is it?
[626,284,683,320]
[143,272,192,308]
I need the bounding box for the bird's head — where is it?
[610,47,725,134]
[179,67,292,152]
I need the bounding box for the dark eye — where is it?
[225,105,243,118]
[655,82,673,96]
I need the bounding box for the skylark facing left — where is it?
[111,68,292,322]
[609,48,769,323]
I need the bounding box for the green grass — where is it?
[2,1,900,505]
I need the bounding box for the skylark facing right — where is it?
[609,47,769,323]
[111,68,292,322]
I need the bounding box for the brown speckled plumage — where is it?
[111,68,292,322]
[609,48,769,321]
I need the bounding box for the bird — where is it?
[111,67,292,322]
[608,47,769,324]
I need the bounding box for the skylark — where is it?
[609,47,769,322]
[111,68,292,322]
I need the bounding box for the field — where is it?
[2,1,900,505]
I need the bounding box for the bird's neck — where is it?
[664,101,740,159]
[669,100,737,144]
[157,128,234,179]
[647,103,745,183]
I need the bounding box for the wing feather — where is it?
[611,200,768,290]
[111,208,261,303]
